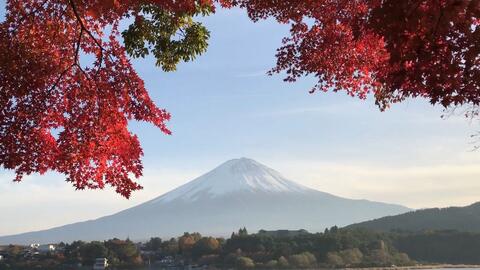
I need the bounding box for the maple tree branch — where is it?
[74,28,83,64]
[67,0,105,70]
[75,63,91,80]
[49,27,84,93]
[73,29,93,82]
[49,63,75,93]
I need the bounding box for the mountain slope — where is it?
[348,202,480,232]
[0,158,410,244]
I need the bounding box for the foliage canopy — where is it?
[1,0,479,197]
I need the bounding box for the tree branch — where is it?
[68,0,105,71]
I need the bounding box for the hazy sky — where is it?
[1,3,480,236]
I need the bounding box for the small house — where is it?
[37,244,56,254]
[93,258,109,270]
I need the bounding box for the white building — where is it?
[37,244,56,253]
[93,258,109,270]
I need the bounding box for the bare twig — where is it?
[68,0,106,73]
[48,62,76,93]
[74,28,83,64]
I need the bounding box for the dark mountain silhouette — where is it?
[348,202,480,232]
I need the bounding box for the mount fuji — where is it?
[0,158,410,244]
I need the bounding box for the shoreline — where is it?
[345,264,480,270]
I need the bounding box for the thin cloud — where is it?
[234,70,268,78]
[273,159,480,209]
[255,102,359,117]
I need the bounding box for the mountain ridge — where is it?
[0,158,410,244]
[347,202,480,232]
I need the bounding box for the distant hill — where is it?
[348,202,480,232]
[0,158,409,244]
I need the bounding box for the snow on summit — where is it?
[0,158,411,244]
[152,158,310,203]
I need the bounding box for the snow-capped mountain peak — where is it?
[151,158,310,203]
[0,158,411,244]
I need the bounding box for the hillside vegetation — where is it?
[348,202,480,233]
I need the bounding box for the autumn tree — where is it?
[178,232,202,254]
[326,252,345,267]
[0,0,215,198]
[192,237,220,258]
[340,248,364,266]
[235,256,255,268]
[289,252,317,268]
[105,238,142,266]
[2,0,480,197]
[235,0,480,108]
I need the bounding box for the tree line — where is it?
[0,227,414,269]
[4,228,480,269]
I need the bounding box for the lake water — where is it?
[132,268,480,270]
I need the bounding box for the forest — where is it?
[349,202,480,233]
[4,227,480,269]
